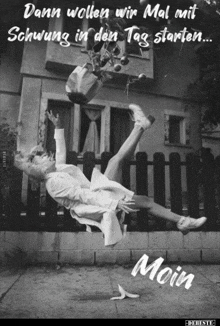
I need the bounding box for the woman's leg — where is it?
[104,124,144,182]
[132,195,207,233]
[132,195,181,222]
[104,104,155,182]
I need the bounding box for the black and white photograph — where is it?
[0,0,220,321]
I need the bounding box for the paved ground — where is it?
[0,263,220,319]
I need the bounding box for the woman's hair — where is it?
[14,150,54,181]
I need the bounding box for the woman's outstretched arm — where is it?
[47,110,66,165]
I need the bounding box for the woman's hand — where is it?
[46,110,62,128]
[117,198,139,214]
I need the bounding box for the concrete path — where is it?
[0,264,220,319]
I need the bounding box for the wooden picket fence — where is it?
[1,150,220,232]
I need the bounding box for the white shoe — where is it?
[129,103,155,130]
[177,216,207,235]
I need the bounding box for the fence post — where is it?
[83,152,95,181]
[101,152,113,174]
[66,151,78,166]
[0,151,23,230]
[120,159,130,227]
[215,155,220,228]
[169,153,182,218]
[45,191,59,231]
[8,163,23,230]
[122,159,130,190]
[81,151,96,231]
[202,151,216,229]
[153,152,166,230]
[26,178,41,230]
[0,184,3,225]
[136,152,148,231]
[186,153,200,219]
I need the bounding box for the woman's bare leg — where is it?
[104,104,155,182]
[104,124,144,182]
[132,195,181,222]
[131,195,207,233]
